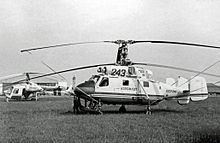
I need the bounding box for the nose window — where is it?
[89,75,100,83]
[99,77,109,87]
[13,88,19,94]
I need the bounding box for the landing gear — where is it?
[72,96,103,114]
[35,94,38,101]
[86,99,103,114]
[97,99,103,114]
[119,105,126,113]
[145,105,152,115]
[6,97,9,102]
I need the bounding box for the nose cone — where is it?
[74,80,95,96]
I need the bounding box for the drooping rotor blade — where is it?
[215,81,220,84]
[131,40,220,50]
[0,72,42,89]
[24,62,220,81]
[6,62,220,90]
[21,41,113,53]
[5,63,115,87]
[29,63,115,80]
[132,62,220,78]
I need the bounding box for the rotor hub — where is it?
[115,40,134,66]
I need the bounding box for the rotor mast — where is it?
[112,40,134,66]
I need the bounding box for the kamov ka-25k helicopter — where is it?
[21,40,220,114]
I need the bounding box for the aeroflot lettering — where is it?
[121,87,137,91]
[166,90,177,93]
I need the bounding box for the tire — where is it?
[119,105,126,113]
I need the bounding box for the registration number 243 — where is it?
[97,67,126,76]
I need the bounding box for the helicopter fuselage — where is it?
[4,82,43,102]
[74,65,184,106]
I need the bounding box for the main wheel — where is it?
[119,105,126,113]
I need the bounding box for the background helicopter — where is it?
[4,73,43,102]
[3,72,68,102]
[20,40,220,114]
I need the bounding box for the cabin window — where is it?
[13,88,19,94]
[99,77,109,87]
[123,80,129,86]
[146,71,149,79]
[143,81,149,87]
[128,67,136,75]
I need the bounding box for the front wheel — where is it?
[119,105,126,113]
[5,97,9,102]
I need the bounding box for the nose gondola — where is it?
[74,80,95,101]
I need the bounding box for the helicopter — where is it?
[4,73,43,102]
[3,72,67,102]
[20,40,220,114]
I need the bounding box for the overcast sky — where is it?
[0,0,220,85]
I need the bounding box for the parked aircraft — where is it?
[21,40,220,114]
[3,73,66,102]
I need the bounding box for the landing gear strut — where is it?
[88,100,103,114]
[73,96,103,114]
[6,97,9,102]
[145,105,152,115]
[119,105,126,113]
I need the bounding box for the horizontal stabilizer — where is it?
[190,76,208,101]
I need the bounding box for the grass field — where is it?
[0,96,219,143]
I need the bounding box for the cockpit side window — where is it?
[99,77,109,87]
[89,75,100,83]
[143,81,149,87]
[13,88,19,94]
[123,80,129,86]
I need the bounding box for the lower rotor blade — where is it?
[5,63,115,88]
[30,63,115,80]
[132,62,220,78]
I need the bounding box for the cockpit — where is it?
[99,77,109,87]
[89,75,101,83]
[89,75,109,87]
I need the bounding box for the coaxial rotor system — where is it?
[20,39,220,80]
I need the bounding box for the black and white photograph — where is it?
[0,0,220,142]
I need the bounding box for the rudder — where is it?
[189,76,208,101]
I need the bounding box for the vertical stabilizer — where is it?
[190,76,208,101]
[177,76,190,105]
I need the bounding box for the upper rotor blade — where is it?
[21,41,111,53]
[132,62,220,78]
[132,40,220,50]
